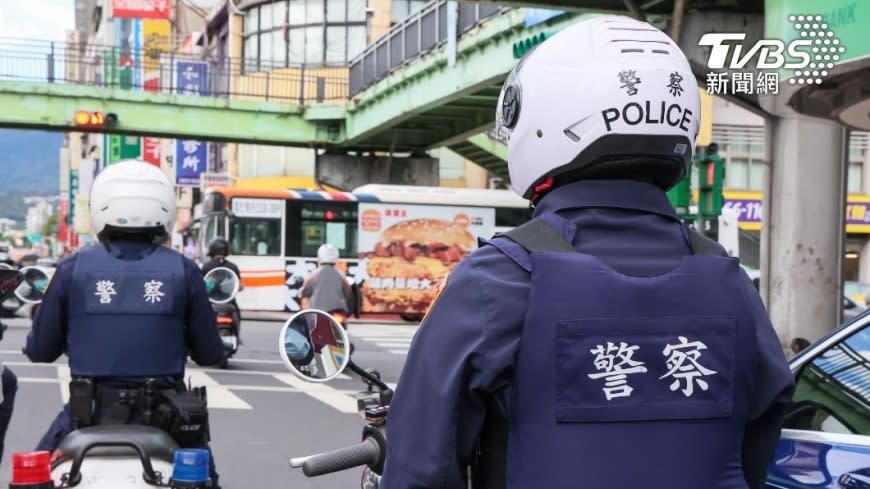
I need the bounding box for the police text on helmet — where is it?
[601,102,693,133]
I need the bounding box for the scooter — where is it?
[203,266,241,369]
[279,309,392,488]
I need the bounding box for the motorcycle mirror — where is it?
[204,266,240,304]
[278,309,351,383]
[14,266,52,304]
[0,268,24,303]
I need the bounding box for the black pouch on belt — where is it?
[154,386,210,447]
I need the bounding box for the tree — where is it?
[42,213,58,237]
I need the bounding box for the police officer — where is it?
[379,16,795,489]
[24,159,226,488]
[299,244,352,320]
[0,267,23,465]
[202,237,244,339]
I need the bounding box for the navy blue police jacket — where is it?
[25,239,225,381]
[379,179,795,489]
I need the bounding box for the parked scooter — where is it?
[203,266,241,369]
[280,309,391,488]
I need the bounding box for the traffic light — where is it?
[73,110,118,128]
[696,143,725,219]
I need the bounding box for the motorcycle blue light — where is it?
[171,449,209,483]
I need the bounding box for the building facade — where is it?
[708,96,870,284]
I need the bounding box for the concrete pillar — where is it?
[765,114,847,345]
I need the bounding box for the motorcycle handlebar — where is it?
[291,437,381,477]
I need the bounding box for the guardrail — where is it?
[348,1,509,96]
[0,37,349,103]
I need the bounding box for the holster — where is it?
[68,378,95,430]
[152,385,211,447]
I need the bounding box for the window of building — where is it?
[243,0,368,70]
[391,0,427,23]
[712,125,767,191]
[848,132,868,193]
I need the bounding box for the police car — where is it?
[766,309,870,487]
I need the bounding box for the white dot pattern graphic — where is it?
[789,14,845,85]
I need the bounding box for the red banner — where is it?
[58,199,69,244]
[144,76,160,92]
[112,0,171,19]
[143,138,162,167]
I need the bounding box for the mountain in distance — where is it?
[0,129,63,223]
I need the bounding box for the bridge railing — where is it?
[0,37,349,104]
[348,1,509,97]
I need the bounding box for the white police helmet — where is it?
[495,15,701,200]
[89,159,176,236]
[317,244,339,264]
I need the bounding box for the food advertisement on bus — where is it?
[356,203,495,314]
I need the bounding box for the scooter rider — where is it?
[379,15,795,489]
[202,237,244,339]
[299,244,352,322]
[24,159,226,488]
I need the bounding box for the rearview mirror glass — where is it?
[14,266,52,304]
[278,309,350,383]
[204,266,239,304]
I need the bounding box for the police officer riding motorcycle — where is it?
[24,159,227,488]
[287,15,796,489]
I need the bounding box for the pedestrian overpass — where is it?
[0,0,764,182]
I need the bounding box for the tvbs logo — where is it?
[699,15,844,82]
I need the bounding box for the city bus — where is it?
[198,184,529,317]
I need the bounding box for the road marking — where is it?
[273,374,358,413]
[389,349,409,355]
[224,358,286,365]
[57,365,70,403]
[220,385,297,393]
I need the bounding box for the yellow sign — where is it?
[142,19,171,74]
[708,190,870,234]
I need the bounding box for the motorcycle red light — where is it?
[11,451,52,485]
[217,317,233,324]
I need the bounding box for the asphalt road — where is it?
[0,317,417,488]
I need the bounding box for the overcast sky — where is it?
[0,0,76,42]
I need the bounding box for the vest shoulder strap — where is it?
[687,228,724,256]
[497,218,575,253]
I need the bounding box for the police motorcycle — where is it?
[203,266,241,369]
[280,309,392,489]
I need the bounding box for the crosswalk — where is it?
[4,357,397,414]
[0,322,416,415]
[0,340,410,416]
[350,323,418,355]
